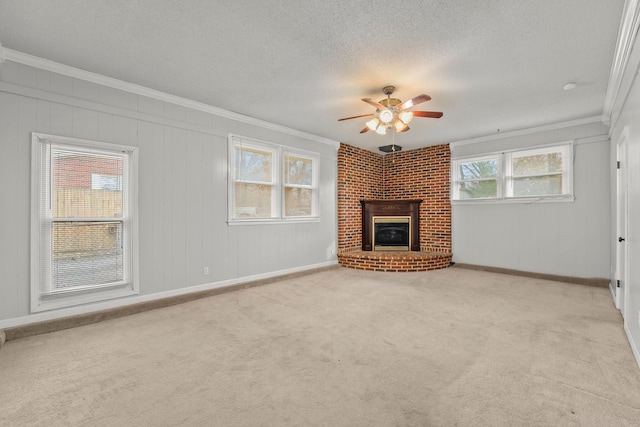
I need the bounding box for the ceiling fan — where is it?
[338,85,443,134]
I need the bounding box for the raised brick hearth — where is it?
[337,143,452,272]
[338,250,452,272]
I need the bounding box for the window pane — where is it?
[458,180,497,199]
[234,183,273,217]
[52,221,123,290]
[53,149,123,218]
[235,146,272,182]
[512,152,562,176]
[459,159,497,180]
[513,175,562,196]
[91,173,121,190]
[285,155,313,185]
[285,187,313,216]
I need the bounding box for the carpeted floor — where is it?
[1,266,639,426]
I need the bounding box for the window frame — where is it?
[504,145,573,198]
[451,154,501,201]
[30,132,139,312]
[231,140,278,219]
[451,141,574,204]
[282,150,318,219]
[228,134,319,224]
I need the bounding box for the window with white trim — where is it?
[229,135,319,222]
[283,152,315,217]
[31,133,138,312]
[451,143,573,202]
[452,155,500,200]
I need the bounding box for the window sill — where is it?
[227,216,320,226]
[33,284,137,313]
[452,196,575,205]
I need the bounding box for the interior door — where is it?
[616,131,629,317]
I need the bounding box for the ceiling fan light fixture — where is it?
[379,109,394,124]
[375,125,387,135]
[394,120,409,132]
[366,118,380,131]
[399,111,413,124]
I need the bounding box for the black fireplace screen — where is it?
[374,222,410,248]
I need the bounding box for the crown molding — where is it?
[449,116,607,148]
[603,0,640,119]
[1,47,340,150]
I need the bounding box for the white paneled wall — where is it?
[0,61,338,326]
[451,121,611,279]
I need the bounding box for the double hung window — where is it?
[31,133,138,312]
[283,153,315,217]
[229,135,318,222]
[233,143,277,218]
[451,143,573,202]
[505,146,570,197]
[452,155,500,200]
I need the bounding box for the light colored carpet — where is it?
[1,266,639,426]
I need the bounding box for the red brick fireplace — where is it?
[337,143,452,272]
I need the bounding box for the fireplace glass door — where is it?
[373,216,411,251]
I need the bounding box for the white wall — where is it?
[609,18,640,366]
[451,120,611,280]
[0,59,338,327]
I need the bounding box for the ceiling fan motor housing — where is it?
[380,85,401,109]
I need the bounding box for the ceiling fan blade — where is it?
[359,126,370,134]
[399,94,431,110]
[362,98,386,110]
[400,125,410,133]
[337,113,375,121]
[412,111,443,118]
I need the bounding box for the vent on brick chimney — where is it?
[378,144,402,153]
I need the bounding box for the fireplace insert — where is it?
[373,216,410,251]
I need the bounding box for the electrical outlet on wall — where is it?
[203,267,209,276]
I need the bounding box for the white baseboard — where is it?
[0,260,338,330]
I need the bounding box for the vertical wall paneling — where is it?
[0,93,20,318]
[72,78,101,104]
[97,85,115,109]
[450,122,611,280]
[0,60,338,326]
[151,122,168,293]
[17,96,38,313]
[98,111,115,142]
[200,135,215,282]
[542,204,561,276]
[36,69,51,92]
[72,106,100,140]
[137,121,156,292]
[138,95,162,118]
[170,127,187,290]
[49,72,73,98]
[267,224,282,269]
[49,102,73,136]
[159,125,174,293]
[18,62,38,89]
[184,131,204,287]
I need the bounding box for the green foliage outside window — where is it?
[458,159,498,199]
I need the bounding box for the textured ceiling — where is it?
[0,0,625,151]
